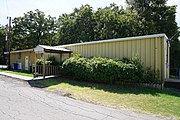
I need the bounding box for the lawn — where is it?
[0,70,33,77]
[29,77,180,119]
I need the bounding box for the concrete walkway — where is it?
[0,72,57,81]
[0,72,33,80]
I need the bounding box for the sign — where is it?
[25,56,29,71]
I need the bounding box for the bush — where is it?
[61,55,160,84]
[36,58,44,65]
[46,56,59,65]
[36,56,59,65]
[143,67,160,84]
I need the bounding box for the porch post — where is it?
[43,53,46,80]
[60,53,62,62]
[34,53,37,78]
[69,53,71,58]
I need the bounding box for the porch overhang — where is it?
[34,45,72,54]
[33,45,72,80]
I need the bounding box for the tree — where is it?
[57,13,77,44]
[0,25,6,64]
[58,4,95,44]
[12,9,58,50]
[94,3,124,40]
[94,3,146,40]
[126,0,180,68]
[58,4,145,43]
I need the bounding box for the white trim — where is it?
[34,45,72,53]
[4,49,33,54]
[56,34,168,48]
[38,45,72,52]
[164,44,167,80]
[34,45,45,54]
[25,56,29,71]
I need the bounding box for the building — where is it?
[5,33,169,81]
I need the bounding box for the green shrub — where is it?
[46,56,59,65]
[36,56,58,65]
[143,67,160,84]
[36,58,44,65]
[61,55,160,84]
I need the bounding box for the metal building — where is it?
[57,34,169,81]
[6,34,169,81]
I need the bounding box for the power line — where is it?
[5,0,9,15]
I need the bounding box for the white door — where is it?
[25,56,29,71]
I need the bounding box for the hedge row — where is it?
[60,55,160,84]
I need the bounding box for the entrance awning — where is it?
[33,45,72,80]
[34,45,72,54]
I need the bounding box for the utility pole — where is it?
[6,17,11,70]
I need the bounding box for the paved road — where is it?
[0,75,166,120]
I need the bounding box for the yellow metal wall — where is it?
[10,51,41,70]
[10,52,69,70]
[63,36,168,81]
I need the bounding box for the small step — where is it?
[164,79,180,90]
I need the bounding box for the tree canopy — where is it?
[94,4,146,40]
[0,25,6,64]
[12,9,58,50]
[57,5,95,44]
[126,0,179,68]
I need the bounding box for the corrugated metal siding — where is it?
[65,38,157,67]
[63,36,168,80]
[10,51,41,70]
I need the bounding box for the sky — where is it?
[0,0,180,27]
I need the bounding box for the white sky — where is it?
[0,0,179,27]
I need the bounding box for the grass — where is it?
[0,69,33,77]
[29,77,180,119]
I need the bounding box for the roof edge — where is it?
[4,48,33,54]
[57,33,168,48]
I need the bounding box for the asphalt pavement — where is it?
[0,75,167,120]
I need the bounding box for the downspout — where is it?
[166,38,170,80]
